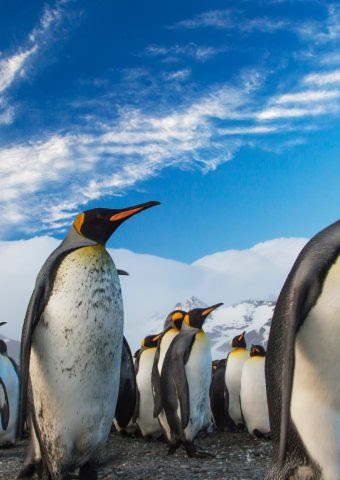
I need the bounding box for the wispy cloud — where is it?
[163,69,191,81]
[171,8,288,33]
[145,43,226,62]
[171,9,234,29]
[295,5,340,44]
[0,1,71,123]
[218,125,278,135]
[304,69,340,85]
[0,47,37,94]
[275,89,340,103]
[0,85,245,232]
[257,105,326,120]
[171,4,340,45]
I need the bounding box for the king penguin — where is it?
[0,322,19,447]
[151,310,186,432]
[114,336,137,433]
[17,201,160,480]
[210,359,228,431]
[134,334,163,438]
[240,345,270,438]
[160,303,223,457]
[224,332,250,431]
[265,220,340,480]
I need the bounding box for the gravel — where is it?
[0,430,272,479]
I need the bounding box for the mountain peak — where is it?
[173,296,208,311]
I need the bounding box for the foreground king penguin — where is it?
[265,219,340,480]
[161,303,223,457]
[18,201,160,480]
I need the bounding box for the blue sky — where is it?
[0,0,339,262]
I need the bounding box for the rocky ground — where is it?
[0,430,272,479]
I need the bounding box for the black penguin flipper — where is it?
[18,228,97,439]
[115,337,137,429]
[161,332,195,434]
[151,332,165,418]
[266,220,340,467]
[132,349,142,423]
[0,377,10,430]
[210,362,227,430]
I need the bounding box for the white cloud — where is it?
[218,125,278,135]
[320,52,340,65]
[275,89,340,103]
[0,84,248,232]
[256,105,326,120]
[0,236,307,352]
[0,2,70,125]
[172,9,234,29]
[0,47,37,94]
[163,69,191,81]
[304,69,340,85]
[295,5,340,44]
[145,43,226,62]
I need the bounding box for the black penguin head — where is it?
[163,310,186,331]
[141,333,162,349]
[250,344,266,357]
[0,339,7,355]
[72,201,160,245]
[183,303,223,330]
[231,331,247,349]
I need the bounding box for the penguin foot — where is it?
[167,444,180,455]
[78,462,98,480]
[184,442,215,459]
[16,462,36,479]
[253,429,271,440]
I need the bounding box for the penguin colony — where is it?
[0,209,339,480]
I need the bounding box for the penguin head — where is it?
[250,344,266,357]
[72,200,160,245]
[141,333,162,349]
[231,331,246,349]
[163,310,186,331]
[183,303,223,330]
[0,339,7,355]
[212,360,225,373]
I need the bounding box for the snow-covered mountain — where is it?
[140,296,275,359]
[1,296,275,364]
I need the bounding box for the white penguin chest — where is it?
[158,329,179,374]
[185,332,212,421]
[0,356,19,443]
[30,245,123,457]
[240,358,269,434]
[291,255,340,480]
[225,349,250,423]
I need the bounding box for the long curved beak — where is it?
[201,303,224,317]
[0,322,7,327]
[110,201,160,222]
